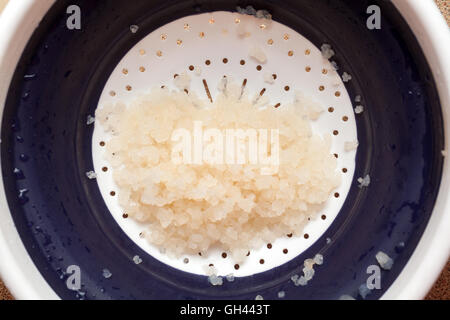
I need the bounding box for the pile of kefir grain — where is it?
[96,80,340,262]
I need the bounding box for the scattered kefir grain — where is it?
[96,81,340,262]
[13,168,23,178]
[331,61,339,71]
[294,254,324,286]
[18,189,28,202]
[249,46,267,63]
[235,9,272,38]
[342,72,352,82]
[237,5,257,15]
[321,44,335,60]
[354,105,364,114]
[226,274,235,282]
[294,91,324,120]
[130,25,139,34]
[359,284,372,299]
[304,258,315,270]
[102,269,112,279]
[339,294,356,300]
[354,95,362,103]
[292,274,305,286]
[255,295,264,300]
[298,276,308,286]
[302,267,315,281]
[376,251,394,270]
[344,141,359,152]
[87,115,95,125]
[313,254,324,265]
[255,9,272,20]
[133,255,143,265]
[277,291,285,299]
[86,171,97,180]
[326,237,332,244]
[208,274,223,286]
[357,175,371,188]
[173,73,191,91]
[264,73,275,84]
[237,6,272,20]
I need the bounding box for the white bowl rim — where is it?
[382,0,450,300]
[0,0,448,300]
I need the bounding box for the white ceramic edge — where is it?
[0,0,59,300]
[381,0,450,300]
[0,0,448,300]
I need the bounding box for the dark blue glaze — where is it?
[0,0,444,300]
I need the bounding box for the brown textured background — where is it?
[0,0,449,300]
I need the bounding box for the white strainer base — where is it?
[92,11,357,277]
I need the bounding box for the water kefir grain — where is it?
[96,84,340,263]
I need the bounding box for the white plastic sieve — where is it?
[91,11,358,277]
